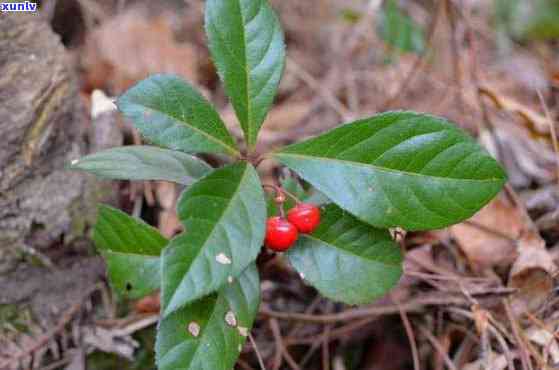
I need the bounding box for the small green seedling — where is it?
[71,0,506,368]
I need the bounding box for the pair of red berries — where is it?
[264,203,320,252]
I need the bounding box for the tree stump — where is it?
[0,13,92,272]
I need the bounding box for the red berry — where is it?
[265,217,298,252]
[287,203,321,234]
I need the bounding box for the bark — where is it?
[0,13,91,273]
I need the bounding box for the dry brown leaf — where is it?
[450,195,521,270]
[221,102,311,142]
[551,69,559,89]
[155,181,176,211]
[134,292,161,314]
[526,326,559,365]
[82,6,198,93]
[462,352,508,370]
[479,86,550,139]
[153,181,182,238]
[508,231,556,317]
[158,210,182,239]
[480,128,556,187]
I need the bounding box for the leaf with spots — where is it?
[205,0,286,148]
[117,74,240,156]
[156,264,260,370]
[94,205,168,299]
[71,146,212,185]
[274,111,507,231]
[161,162,266,317]
[287,204,402,304]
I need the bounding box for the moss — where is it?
[0,304,32,334]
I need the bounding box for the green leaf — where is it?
[378,0,425,54]
[71,146,212,185]
[274,111,507,231]
[156,264,260,370]
[205,0,286,148]
[117,74,239,156]
[94,205,168,299]
[287,204,402,304]
[161,162,266,317]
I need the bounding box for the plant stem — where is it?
[262,184,302,204]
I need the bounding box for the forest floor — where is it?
[2,0,559,369]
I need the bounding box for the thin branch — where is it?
[396,297,421,370]
[260,296,468,324]
[286,58,353,121]
[0,284,101,369]
[287,317,378,346]
[448,308,515,370]
[269,319,283,370]
[248,333,267,370]
[504,300,533,370]
[269,319,301,370]
[380,0,443,109]
[419,326,459,370]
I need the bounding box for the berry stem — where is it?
[262,184,303,204]
[278,202,286,218]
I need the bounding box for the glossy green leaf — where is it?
[287,204,402,304]
[205,0,286,148]
[117,74,239,156]
[161,162,266,317]
[156,264,260,370]
[71,146,212,185]
[274,111,507,231]
[378,0,425,54]
[94,205,168,299]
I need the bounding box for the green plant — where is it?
[71,0,507,368]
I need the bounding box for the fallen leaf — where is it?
[479,86,551,140]
[526,326,559,364]
[134,292,161,314]
[158,210,182,239]
[508,231,556,317]
[462,351,508,370]
[221,102,310,142]
[155,181,176,210]
[479,128,555,187]
[450,195,521,270]
[82,6,198,93]
[155,181,182,238]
